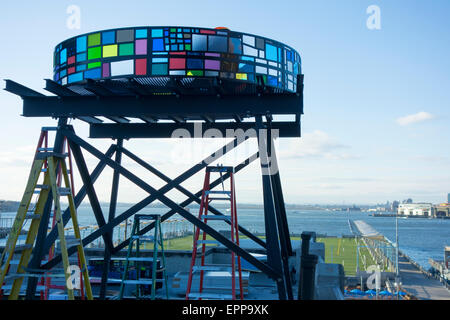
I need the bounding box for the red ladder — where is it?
[185,166,244,300]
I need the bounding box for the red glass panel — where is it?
[135,59,147,75]
[68,56,76,65]
[169,58,186,69]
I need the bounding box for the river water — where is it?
[1,207,448,270]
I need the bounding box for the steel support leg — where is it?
[99,139,123,299]
[255,116,288,300]
[266,124,294,299]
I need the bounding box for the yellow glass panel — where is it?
[236,73,247,80]
[103,45,118,58]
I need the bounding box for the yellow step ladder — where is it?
[0,151,93,300]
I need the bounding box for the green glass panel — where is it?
[88,62,101,69]
[88,33,101,47]
[185,44,191,51]
[119,43,134,56]
[187,70,203,76]
[88,47,101,60]
[170,28,176,32]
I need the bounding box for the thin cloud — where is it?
[396,111,434,126]
[280,130,358,160]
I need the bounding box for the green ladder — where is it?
[118,214,169,300]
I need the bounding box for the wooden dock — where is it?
[399,253,450,300]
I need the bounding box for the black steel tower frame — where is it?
[4,75,303,300]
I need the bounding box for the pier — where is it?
[398,252,450,300]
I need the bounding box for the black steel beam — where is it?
[117,145,266,249]
[21,94,302,119]
[43,129,279,279]
[89,122,300,139]
[67,136,115,251]
[255,116,288,300]
[77,116,103,124]
[99,139,123,299]
[44,79,80,97]
[5,80,45,97]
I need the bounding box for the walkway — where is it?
[399,255,450,300]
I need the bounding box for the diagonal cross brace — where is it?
[117,145,266,249]
[40,145,116,254]
[42,128,280,280]
[113,151,261,253]
[40,128,245,263]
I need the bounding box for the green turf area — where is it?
[317,237,377,275]
[140,235,378,276]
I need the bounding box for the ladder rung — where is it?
[200,215,231,221]
[192,265,232,272]
[131,235,154,241]
[126,257,155,262]
[58,187,72,196]
[196,240,220,245]
[205,190,231,195]
[34,184,50,190]
[208,197,231,201]
[122,279,162,285]
[37,148,54,152]
[25,214,41,220]
[41,168,48,172]
[14,244,33,251]
[5,273,66,281]
[188,293,233,300]
[6,259,49,266]
[0,284,46,291]
[207,166,233,173]
[42,127,58,131]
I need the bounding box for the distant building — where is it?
[448,193,450,204]
[434,203,450,218]
[402,198,413,204]
[398,203,433,217]
[391,200,399,212]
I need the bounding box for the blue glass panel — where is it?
[60,49,67,64]
[178,44,184,50]
[208,35,227,52]
[183,28,191,32]
[238,63,254,73]
[265,44,277,61]
[187,59,203,69]
[60,69,67,77]
[165,38,169,44]
[229,37,242,54]
[76,64,87,72]
[164,31,169,36]
[152,38,164,51]
[241,56,254,62]
[267,75,278,86]
[165,45,170,51]
[84,68,101,79]
[102,31,115,45]
[192,34,207,51]
[68,72,83,84]
[76,36,87,53]
[170,39,176,44]
[77,52,87,62]
[136,29,148,39]
[170,44,178,51]
[152,57,168,63]
[177,33,183,38]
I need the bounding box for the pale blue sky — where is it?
[0,1,449,205]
